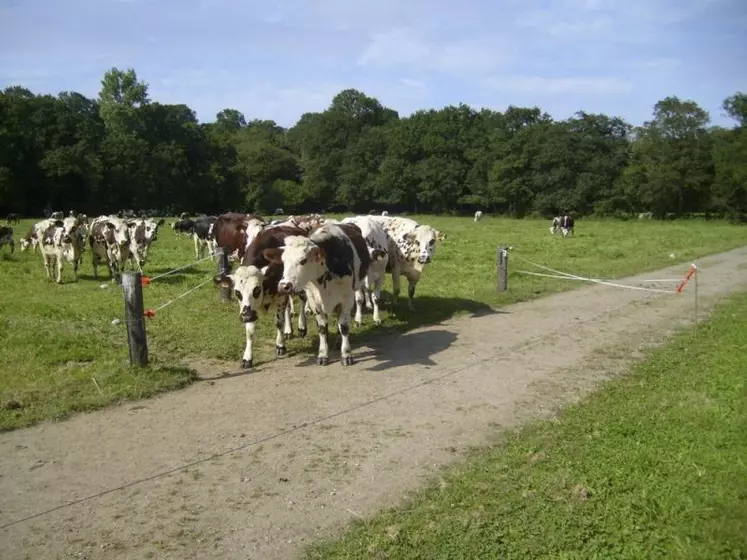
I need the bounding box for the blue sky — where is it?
[1,0,745,128]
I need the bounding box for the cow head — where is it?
[402,225,446,265]
[242,217,267,254]
[214,265,266,323]
[265,236,324,295]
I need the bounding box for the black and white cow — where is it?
[171,218,195,237]
[369,215,446,311]
[265,222,371,366]
[127,217,164,271]
[6,213,20,224]
[88,216,132,281]
[550,214,575,237]
[340,216,389,326]
[39,220,78,283]
[0,225,14,254]
[192,215,218,260]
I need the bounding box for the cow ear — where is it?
[260,265,270,277]
[435,230,446,241]
[213,274,234,289]
[263,247,284,263]
[126,221,137,228]
[311,245,325,263]
[402,231,416,243]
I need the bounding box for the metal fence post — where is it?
[217,247,231,302]
[497,246,508,293]
[122,272,149,367]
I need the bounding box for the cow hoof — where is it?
[374,320,382,326]
[298,328,307,338]
[240,359,253,369]
[341,355,355,366]
[317,356,329,366]
[283,332,293,341]
[276,345,287,357]
[354,321,362,329]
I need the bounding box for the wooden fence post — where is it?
[217,247,231,303]
[122,272,149,367]
[497,246,508,293]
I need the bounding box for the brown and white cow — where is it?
[369,215,446,310]
[39,220,78,283]
[550,214,574,237]
[214,224,311,369]
[265,222,371,366]
[0,225,14,254]
[88,216,132,281]
[212,212,267,262]
[62,215,88,270]
[20,218,54,253]
[127,217,164,271]
[340,216,389,326]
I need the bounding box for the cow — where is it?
[62,215,88,271]
[341,216,389,326]
[50,211,64,220]
[127,217,164,271]
[88,216,132,281]
[192,215,218,260]
[39,220,78,283]
[381,210,389,216]
[369,215,446,311]
[171,218,195,237]
[265,222,372,366]
[212,212,267,262]
[550,215,575,237]
[474,210,484,222]
[0,225,14,254]
[6,213,20,224]
[214,224,311,369]
[20,218,57,253]
[274,208,284,215]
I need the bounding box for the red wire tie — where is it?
[675,265,697,294]
[144,309,156,318]
[141,276,152,286]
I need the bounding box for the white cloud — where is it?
[486,76,633,95]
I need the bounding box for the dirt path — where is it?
[2,247,746,560]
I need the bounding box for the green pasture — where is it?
[1,215,746,430]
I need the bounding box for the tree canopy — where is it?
[1,67,745,221]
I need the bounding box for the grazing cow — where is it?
[171,218,195,237]
[274,208,284,215]
[6,213,20,224]
[341,216,389,326]
[212,212,267,262]
[381,210,389,216]
[638,211,653,220]
[192,215,218,260]
[0,225,14,254]
[369,215,446,310]
[214,225,310,369]
[50,211,63,220]
[550,214,575,237]
[88,216,132,281]
[39,220,78,283]
[127,217,164,270]
[265,222,371,366]
[474,210,484,222]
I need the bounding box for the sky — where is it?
[1,0,746,128]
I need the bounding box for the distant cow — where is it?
[214,224,311,369]
[341,216,389,326]
[550,215,575,237]
[369,215,446,310]
[192,216,218,260]
[89,216,132,281]
[20,218,57,254]
[62,215,88,271]
[474,210,483,222]
[39,220,78,283]
[50,211,64,220]
[381,210,389,216]
[274,208,284,215]
[127,217,164,271]
[0,225,14,254]
[6,213,20,224]
[171,218,195,237]
[265,222,371,366]
[212,212,267,262]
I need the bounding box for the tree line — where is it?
[1,67,745,220]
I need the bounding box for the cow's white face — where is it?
[403,225,446,264]
[266,236,323,294]
[216,265,266,323]
[242,218,266,254]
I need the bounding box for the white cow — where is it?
[20,218,57,253]
[62,215,88,271]
[550,215,575,237]
[128,217,163,271]
[474,210,483,222]
[39,221,78,283]
[341,216,389,326]
[265,222,371,366]
[369,215,446,310]
[88,216,132,281]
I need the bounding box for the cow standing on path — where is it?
[266,222,371,366]
[370,215,446,311]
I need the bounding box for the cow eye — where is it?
[252,286,261,299]
[300,258,307,265]
[234,290,242,301]
[429,239,435,246]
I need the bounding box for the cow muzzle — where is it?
[418,255,432,264]
[240,307,258,323]
[278,281,293,294]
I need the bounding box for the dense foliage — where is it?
[1,67,745,220]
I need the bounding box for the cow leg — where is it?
[43,254,52,279]
[407,279,417,310]
[339,307,354,366]
[288,295,295,317]
[354,288,365,327]
[241,321,256,369]
[275,303,288,357]
[72,258,78,282]
[372,276,383,325]
[282,296,293,340]
[55,256,63,284]
[193,235,200,260]
[91,254,99,279]
[315,313,330,366]
[297,291,308,338]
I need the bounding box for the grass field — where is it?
[305,289,747,560]
[1,215,746,431]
